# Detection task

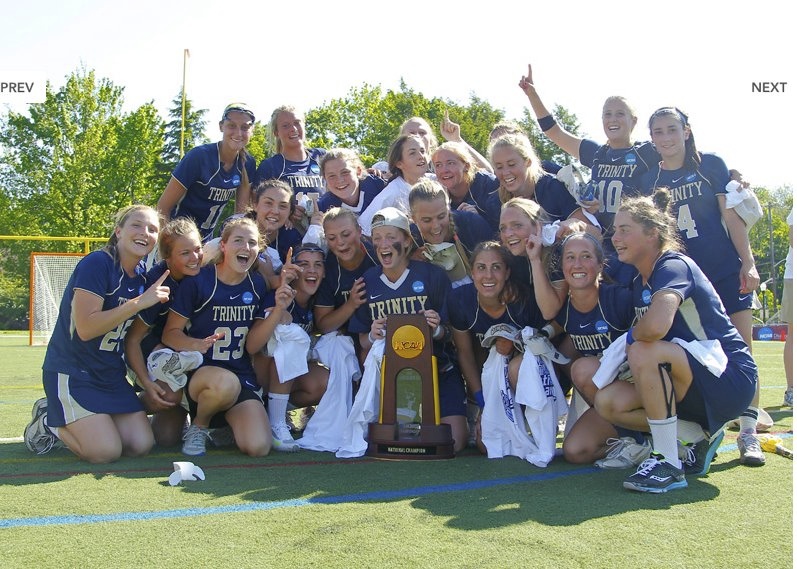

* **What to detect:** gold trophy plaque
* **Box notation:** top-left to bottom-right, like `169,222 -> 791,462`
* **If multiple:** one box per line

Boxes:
367,314 -> 455,459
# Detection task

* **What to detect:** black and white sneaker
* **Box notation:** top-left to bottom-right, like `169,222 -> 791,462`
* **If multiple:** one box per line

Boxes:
24,398 -> 64,455
623,454 -> 688,493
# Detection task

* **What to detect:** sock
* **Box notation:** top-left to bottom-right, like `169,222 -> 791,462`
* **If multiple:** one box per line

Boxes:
268,393 -> 290,428
676,419 -> 707,445
648,416 -> 681,468
739,406 -> 758,434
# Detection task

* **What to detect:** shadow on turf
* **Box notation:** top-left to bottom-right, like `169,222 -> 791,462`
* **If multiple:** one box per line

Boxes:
1,440 -> 738,530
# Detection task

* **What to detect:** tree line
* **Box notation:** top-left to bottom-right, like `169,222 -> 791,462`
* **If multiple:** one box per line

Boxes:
0,68 -> 791,329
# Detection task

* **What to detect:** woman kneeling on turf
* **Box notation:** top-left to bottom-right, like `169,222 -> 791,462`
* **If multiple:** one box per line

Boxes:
595,190 -> 757,493
25,205 -> 169,463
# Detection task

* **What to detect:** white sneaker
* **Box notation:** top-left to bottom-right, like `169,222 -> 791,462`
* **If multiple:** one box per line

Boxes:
271,423 -> 299,452
182,424 -> 211,456
147,349 -> 204,391
595,437 -> 652,469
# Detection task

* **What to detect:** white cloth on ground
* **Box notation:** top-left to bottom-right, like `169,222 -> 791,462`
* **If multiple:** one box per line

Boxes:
297,333 -> 359,452
335,339 -> 385,458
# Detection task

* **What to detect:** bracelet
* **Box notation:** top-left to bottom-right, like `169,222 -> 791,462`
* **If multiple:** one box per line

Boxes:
433,324 -> 445,340
537,115 -> 557,132
626,327 -> 635,345
368,330 -> 378,344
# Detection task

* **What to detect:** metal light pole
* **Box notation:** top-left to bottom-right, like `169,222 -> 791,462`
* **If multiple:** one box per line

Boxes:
180,49 -> 190,159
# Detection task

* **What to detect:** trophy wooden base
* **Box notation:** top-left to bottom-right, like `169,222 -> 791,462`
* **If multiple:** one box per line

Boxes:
367,422 -> 455,460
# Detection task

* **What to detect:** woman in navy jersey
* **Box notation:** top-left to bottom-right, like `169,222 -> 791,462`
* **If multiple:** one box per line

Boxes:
640,107 -> 763,466
162,217 -> 272,457
247,244 -> 329,452
431,142 -> 501,231
487,132 -> 580,223
408,178 -> 493,289
158,103 -> 257,241
255,105 -> 326,227
317,148 -> 386,216
314,208 -> 377,335
596,191 -> 756,493
24,205 -> 169,463
519,65 -> 659,285
448,242 -> 545,426
532,232 -> 639,467
349,207 -> 468,451
124,218 -> 203,447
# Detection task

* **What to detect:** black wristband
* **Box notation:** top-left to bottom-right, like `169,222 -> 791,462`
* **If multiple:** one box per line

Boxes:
537,115 -> 557,132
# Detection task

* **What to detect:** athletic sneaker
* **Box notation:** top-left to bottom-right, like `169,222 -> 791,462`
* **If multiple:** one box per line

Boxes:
738,432 -> 766,466
623,454 -> 688,493
147,349 -> 204,391
594,437 -> 652,469
210,426 -> 236,448
24,398 -> 64,455
288,407 -> 315,434
271,423 -> 299,452
784,388 -> 793,408
681,429 -> 724,476
182,424 -> 211,456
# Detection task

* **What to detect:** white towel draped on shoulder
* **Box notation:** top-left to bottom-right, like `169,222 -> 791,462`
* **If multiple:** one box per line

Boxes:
335,339 -> 385,458
297,333 -> 360,452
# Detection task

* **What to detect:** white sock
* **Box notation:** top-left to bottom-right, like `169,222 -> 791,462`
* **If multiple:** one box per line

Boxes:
739,406 -> 758,434
648,416 -> 681,468
676,419 -> 706,445
268,393 -> 290,428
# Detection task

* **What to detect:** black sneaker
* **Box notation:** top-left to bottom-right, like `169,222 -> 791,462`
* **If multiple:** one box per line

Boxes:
681,429 -> 724,476
623,454 -> 688,493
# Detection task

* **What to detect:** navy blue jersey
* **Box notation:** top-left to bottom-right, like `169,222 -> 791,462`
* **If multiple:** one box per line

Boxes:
631,252 -> 751,364
449,171 -> 501,231
255,148 -> 327,196
533,173 -> 579,222
349,260 -> 454,367
579,139 -> 660,232
317,175 -> 386,215
555,284 -> 634,356
448,282 -> 545,345
641,153 -> 739,282
270,226 -> 303,263
316,242 -> 378,309
171,142 -> 257,240
43,250 -> 147,378
170,265 -> 269,377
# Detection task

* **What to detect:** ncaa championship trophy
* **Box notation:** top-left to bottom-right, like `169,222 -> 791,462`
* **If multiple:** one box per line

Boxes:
367,314 -> 455,459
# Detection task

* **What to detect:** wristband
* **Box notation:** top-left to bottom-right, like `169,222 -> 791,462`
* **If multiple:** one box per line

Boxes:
368,330 -> 379,344
537,115 -> 557,132
539,324 -> 555,338
626,327 -> 635,345
432,324 -> 445,340
473,390 -> 485,409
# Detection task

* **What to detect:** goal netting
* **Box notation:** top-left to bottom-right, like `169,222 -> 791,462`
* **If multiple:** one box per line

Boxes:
29,253 -> 84,346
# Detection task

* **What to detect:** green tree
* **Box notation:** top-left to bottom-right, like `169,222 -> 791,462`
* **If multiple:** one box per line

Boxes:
159,92 -> 209,184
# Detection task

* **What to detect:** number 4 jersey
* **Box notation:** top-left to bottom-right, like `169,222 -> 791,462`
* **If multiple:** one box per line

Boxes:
170,264 -> 269,377
43,250 -> 147,379
641,153 -> 740,283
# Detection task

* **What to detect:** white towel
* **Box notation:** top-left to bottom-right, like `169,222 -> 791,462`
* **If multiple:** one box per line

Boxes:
724,180 -> 763,229
671,338 -> 728,377
515,327 -> 568,467
266,323 -> 311,382
335,340 -> 385,458
479,347 -> 538,461
592,333 -> 628,389
297,333 -> 359,452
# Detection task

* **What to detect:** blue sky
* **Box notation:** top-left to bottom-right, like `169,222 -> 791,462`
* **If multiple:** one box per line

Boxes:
1,0 -> 794,190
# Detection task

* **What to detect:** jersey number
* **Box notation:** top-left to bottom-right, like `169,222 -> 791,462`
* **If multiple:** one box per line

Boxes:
200,204 -> 226,232
99,320 -> 134,352
211,326 -> 248,361
676,204 -> 699,238
595,180 -> 623,213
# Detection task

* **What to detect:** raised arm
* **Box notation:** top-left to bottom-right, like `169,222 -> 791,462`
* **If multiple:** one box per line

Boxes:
440,111 -> 493,173
518,64 -> 583,159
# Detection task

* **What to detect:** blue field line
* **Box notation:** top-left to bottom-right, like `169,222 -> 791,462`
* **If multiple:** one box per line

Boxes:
0,467 -> 596,529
